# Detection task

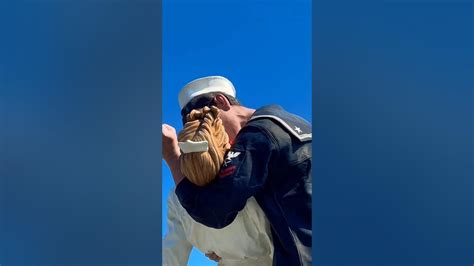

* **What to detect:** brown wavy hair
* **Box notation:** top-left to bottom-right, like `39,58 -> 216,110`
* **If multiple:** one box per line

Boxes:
178,106 -> 231,186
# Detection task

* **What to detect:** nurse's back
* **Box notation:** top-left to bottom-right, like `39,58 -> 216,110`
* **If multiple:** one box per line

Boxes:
163,191 -> 273,266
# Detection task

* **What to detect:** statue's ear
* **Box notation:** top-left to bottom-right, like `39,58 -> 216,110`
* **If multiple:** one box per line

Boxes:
213,94 -> 231,111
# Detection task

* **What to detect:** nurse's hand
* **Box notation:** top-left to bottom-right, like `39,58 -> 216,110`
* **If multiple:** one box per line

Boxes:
162,124 -> 184,184
162,124 -> 180,162
205,251 -> 222,262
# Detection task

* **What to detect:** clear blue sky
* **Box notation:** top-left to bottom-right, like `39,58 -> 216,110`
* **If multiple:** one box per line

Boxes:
162,0 -> 311,265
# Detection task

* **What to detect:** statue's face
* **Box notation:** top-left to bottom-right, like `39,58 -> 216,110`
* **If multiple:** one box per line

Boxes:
216,108 -> 239,141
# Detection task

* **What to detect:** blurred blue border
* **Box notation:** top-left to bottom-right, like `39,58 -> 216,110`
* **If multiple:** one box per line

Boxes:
0,1 -> 162,265
313,0 -> 473,265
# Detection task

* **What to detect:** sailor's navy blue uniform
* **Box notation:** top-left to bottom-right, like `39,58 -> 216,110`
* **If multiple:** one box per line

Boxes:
176,105 -> 312,266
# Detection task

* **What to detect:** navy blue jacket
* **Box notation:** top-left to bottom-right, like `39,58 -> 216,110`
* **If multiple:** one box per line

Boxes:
176,105 -> 312,266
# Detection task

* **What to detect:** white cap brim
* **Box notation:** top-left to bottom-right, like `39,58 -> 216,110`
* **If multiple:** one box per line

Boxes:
178,76 -> 236,109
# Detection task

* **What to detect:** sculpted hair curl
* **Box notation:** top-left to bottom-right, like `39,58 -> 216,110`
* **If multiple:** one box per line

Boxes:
178,106 -> 231,186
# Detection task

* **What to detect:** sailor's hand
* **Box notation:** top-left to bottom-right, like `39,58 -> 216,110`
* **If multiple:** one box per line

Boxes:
205,251 -> 222,263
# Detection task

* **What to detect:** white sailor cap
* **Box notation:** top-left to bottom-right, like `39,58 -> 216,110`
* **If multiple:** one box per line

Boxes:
178,76 -> 236,109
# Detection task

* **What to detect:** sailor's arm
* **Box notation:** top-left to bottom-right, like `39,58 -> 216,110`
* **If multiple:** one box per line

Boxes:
175,126 -> 278,228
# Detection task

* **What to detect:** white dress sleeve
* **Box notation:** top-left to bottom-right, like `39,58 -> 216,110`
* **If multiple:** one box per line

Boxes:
162,193 -> 193,266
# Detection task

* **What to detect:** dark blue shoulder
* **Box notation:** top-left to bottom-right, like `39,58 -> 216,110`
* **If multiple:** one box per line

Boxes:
247,105 -> 312,142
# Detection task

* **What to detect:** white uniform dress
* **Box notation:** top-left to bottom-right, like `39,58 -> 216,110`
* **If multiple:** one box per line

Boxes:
163,189 -> 273,266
